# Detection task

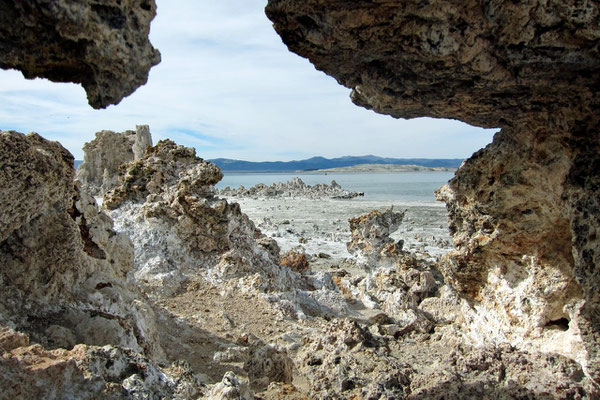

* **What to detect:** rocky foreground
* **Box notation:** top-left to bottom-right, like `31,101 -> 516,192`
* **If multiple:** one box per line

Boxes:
0,128 -> 597,399
1,0 -> 599,398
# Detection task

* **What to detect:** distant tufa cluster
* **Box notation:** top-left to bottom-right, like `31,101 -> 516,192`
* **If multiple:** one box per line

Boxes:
218,177 -> 364,199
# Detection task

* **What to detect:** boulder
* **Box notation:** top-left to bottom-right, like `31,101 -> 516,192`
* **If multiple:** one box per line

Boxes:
346,207 -> 405,261
280,251 -> 310,274
0,131 -> 212,398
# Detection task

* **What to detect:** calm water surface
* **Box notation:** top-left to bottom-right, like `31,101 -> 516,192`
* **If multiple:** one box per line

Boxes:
216,171 -> 455,204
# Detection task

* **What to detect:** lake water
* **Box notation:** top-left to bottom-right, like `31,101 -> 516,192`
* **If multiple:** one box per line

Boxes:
216,171 -> 455,204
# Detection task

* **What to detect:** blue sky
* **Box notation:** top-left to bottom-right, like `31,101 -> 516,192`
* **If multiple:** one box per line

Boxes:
0,0 -> 496,161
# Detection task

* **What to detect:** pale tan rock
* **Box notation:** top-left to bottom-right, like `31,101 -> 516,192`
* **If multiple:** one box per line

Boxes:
77,125 -> 153,196
0,130 -> 163,361
0,1 -> 160,108
208,371 -> 254,400
266,0 -> 600,383
346,207 -> 405,266
104,139 -> 298,297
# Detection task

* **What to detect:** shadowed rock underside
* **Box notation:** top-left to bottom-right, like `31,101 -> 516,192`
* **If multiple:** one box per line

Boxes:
0,0 -> 160,108
266,0 -> 600,384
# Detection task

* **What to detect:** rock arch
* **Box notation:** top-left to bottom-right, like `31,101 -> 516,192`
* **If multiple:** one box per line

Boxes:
265,0 -> 600,381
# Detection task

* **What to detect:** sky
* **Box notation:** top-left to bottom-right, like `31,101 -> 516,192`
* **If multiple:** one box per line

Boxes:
0,0 -> 497,161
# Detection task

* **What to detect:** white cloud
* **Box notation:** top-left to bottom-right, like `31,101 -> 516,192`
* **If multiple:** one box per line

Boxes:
0,0 -> 496,160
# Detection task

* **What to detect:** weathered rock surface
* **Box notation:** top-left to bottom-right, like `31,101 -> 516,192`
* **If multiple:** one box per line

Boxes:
280,251 -> 310,274
77,125 -> 153,196
0,131 -> 203,398
0,131 -> 161,358
347,207 -> 405,263
218,177 -> 363,199
265,0 -> 600,128
294,317 -> 594,399
3,129 -> 598,398
266,0 -> 600,385
102,139 -> 352,329
0,0 -> 160,108
103,139 -> 299,297
0,327 -> 200,399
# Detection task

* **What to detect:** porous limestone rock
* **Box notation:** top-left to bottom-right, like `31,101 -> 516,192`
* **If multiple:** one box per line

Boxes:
0,0 -> 160,108
266,0 -> 600,383
0,130 -> 162,361
77,125 -> 153,196
208,371 -> 253,400
346,207 -> 405,264
280,251 -> 310,274
294,318 -> 594,399
434,121 -> 593,370
0,328 -> 199,399
103,139 -> 296,296
103,139 -> 351,326
265,0 -> 600,127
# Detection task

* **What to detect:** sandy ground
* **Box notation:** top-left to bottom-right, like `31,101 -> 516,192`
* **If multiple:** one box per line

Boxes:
223,197 -> 453,262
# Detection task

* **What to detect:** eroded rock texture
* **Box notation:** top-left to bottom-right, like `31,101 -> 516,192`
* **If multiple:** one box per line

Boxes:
103,139 -> 297,297
347,207 -> 405,263
0,0 -> 160,108
266,0 -> 600,384
77,125 -> 153,196
266,0 -> 599,127
0,131 -> 202,398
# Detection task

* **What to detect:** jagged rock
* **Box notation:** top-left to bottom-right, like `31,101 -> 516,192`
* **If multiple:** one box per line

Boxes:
218,177 -> 362,199
266,0 -> 600,383
208,371 -> 254,400
295,318 -> 412,398
77,125 -> 153,196
104,139 -> 222,210
0,130 -> 163,361
408,344 -> 594,400
103,139 -> 297,296
435,120 -> 599,379
103,139 -> 352,327
0,0 -> 160,108
346,207 -> 405,264
0,329 -> 199,399
293,318 -> 597,399
265,1 -> 599,127
280,251 -> 310,274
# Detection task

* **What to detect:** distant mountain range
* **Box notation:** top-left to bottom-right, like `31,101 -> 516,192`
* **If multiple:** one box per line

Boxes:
208,155 -> 463,173
74,156 -> 463,173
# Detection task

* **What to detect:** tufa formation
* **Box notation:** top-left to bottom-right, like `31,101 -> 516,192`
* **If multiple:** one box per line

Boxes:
0,0 -> 160,108
266,0 -> 600,382
77,125 -> 153,196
